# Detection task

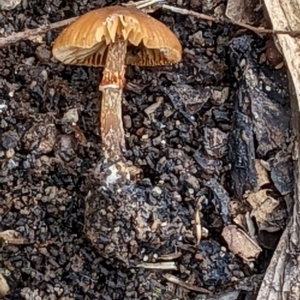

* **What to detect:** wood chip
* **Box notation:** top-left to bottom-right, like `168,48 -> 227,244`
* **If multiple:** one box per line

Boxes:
222,225 -> 262,263
255,159 -> 270,188
247,189 -> 279,230
0,230 -> 28,245
0,273 -> 10,298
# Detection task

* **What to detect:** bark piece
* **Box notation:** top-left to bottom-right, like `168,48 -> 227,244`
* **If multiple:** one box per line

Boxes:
257,0 -> 300,298
206,178 -> 231,225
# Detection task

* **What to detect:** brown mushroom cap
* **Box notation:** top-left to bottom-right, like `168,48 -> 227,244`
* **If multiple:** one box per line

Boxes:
52,6 -> 182,67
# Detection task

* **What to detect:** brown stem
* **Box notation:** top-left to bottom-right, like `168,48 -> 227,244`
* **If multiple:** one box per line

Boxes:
99,39 -> 127,162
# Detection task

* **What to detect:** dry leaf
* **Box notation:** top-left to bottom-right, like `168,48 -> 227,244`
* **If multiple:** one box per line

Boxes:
246,189 -> 279,229
222,225 -> 262,263
225,0 -> 260,24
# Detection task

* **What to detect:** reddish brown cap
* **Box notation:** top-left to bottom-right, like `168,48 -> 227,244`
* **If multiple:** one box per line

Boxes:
52,6 -> 182,67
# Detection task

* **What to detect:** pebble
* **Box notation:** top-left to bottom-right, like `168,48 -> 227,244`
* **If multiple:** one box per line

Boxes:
0,0 -> 21,10
123,115 -> 132,128
5,148 -> 14,159
63,108 -> 79,124
152,186 -> 162,196
35,45 -> 51,63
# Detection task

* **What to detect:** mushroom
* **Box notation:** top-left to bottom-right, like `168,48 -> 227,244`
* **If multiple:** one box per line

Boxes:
52,5 -> 182,182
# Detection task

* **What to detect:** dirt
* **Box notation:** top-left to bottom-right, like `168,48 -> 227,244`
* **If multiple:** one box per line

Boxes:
0,0 -> 294,299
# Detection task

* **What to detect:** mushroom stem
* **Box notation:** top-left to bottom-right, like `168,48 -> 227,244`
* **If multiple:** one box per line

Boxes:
99,39 -> 127,163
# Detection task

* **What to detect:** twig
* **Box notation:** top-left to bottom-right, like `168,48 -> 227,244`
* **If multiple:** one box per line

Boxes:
0,17 -> 78,48
163,273 -> 211,294
160,4 -> 300,36
136,261 -> 178,270
0,1 -> 299,48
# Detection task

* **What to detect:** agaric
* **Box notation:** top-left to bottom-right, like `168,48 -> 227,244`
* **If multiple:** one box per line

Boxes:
52,5 -> 182,182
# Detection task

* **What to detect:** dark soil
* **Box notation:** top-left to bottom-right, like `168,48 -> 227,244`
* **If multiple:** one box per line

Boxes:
0,0 -> 294,299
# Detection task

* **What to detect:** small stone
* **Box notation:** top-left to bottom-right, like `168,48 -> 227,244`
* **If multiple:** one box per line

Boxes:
189,31 -> 205,47
152,186 -> 162,196
172,191 -> 182,202
143,255 -> 149,262
0,0 -> 21,10
211,87 -> 229,105
5,148 -> 14,159
123,115 -> 132,128
63,108 -> 79,124
23,57 -> 36,65
35,45 -> 51,62
265,85 -> 271,92
190,0 -> 201,8
7,159 -> 18,170
0,104 -> 7,113
188,188 -> 194,195
184,174 -> 200,190
40,70 -> 48,81
152,135 -> 162,146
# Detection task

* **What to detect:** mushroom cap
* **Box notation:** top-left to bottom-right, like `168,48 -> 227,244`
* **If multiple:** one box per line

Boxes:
52,6 -> 182,67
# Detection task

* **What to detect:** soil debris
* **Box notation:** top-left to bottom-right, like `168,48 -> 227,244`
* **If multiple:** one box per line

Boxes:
0,1 -> 294,299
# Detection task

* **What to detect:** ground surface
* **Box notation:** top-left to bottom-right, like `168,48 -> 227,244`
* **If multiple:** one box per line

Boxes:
0,0 -> 294,299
